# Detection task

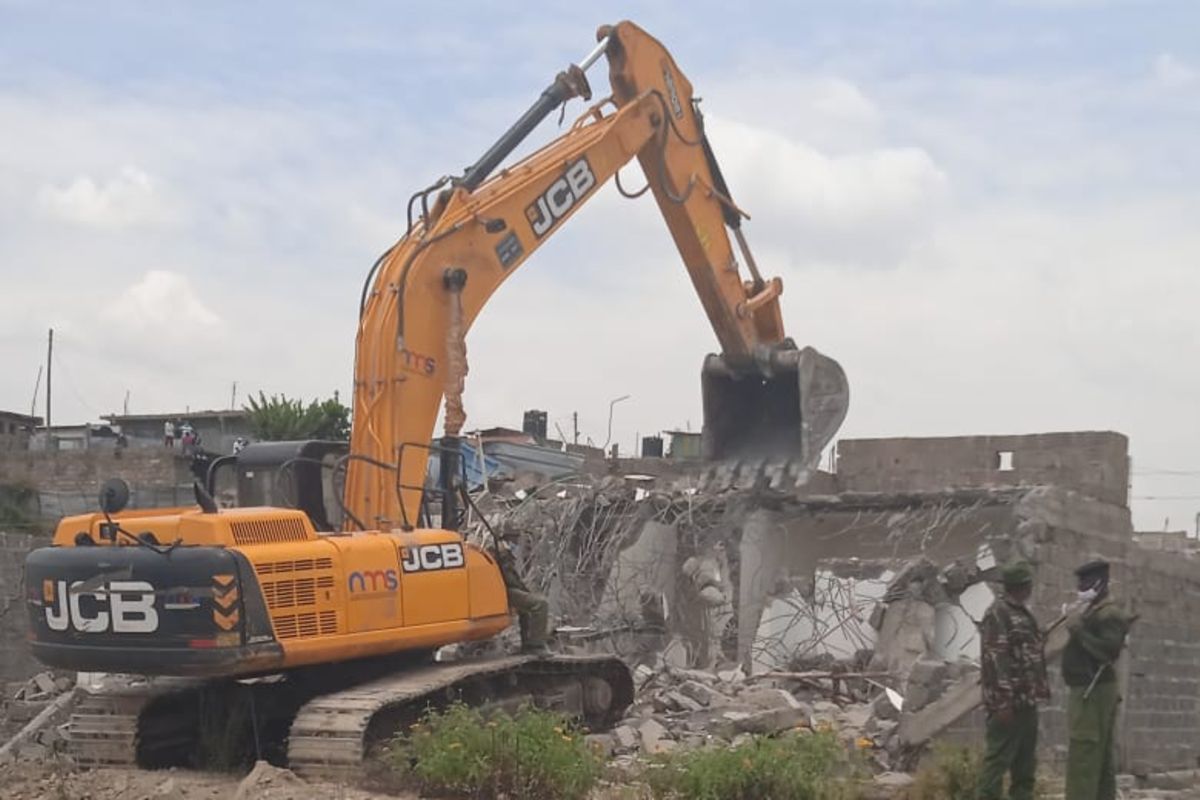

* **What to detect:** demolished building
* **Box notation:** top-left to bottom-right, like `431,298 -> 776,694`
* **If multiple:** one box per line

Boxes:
475,431 -> 1199,775
3,429 -> 1199,777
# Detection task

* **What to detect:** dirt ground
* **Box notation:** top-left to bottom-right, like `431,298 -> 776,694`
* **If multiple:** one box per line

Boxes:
0,759 -> 419,800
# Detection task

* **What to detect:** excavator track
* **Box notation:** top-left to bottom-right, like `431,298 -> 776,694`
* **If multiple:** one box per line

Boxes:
67,678 -> 206,768
287,653 -> 633,781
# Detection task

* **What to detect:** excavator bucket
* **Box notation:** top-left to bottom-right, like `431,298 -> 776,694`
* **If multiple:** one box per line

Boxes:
701,346 -> 849,469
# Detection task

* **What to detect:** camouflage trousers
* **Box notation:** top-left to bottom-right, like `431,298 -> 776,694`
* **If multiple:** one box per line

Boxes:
978,706 -> 1039,800
508,588 -> 549,650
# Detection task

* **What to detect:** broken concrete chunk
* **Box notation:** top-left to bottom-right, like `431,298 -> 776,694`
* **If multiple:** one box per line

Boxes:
33,673 -> 57,696
663,690 -> 704,713
837,705 -> 872,732
638,718 -> 674,754
872,691 -> 900,721
612,725 -> 639,752
677,680 -> 730,708
735,687 -> 804,712
903,657 -> 951,713
716,667 -> 745,684
718,705 -> 808,737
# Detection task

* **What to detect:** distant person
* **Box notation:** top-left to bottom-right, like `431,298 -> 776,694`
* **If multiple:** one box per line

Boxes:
232,436 -> 249,455
181,428 -> 196,456
977,561 -> 1048,800
163,419 -> 175,448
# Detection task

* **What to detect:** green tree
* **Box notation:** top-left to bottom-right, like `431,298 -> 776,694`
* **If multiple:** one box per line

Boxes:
244,391 -> 351,441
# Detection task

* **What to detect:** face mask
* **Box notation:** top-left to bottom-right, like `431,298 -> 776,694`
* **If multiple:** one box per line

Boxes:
1077,587 -> 1098,604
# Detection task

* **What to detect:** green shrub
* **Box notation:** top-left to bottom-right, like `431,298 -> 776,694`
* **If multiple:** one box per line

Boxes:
643,730 -> 861,800
388,704 -> 603,800
905,743 -> 982,800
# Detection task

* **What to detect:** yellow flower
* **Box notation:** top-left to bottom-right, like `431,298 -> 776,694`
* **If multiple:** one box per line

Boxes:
553,726 -> 564,734
448,742 -> 461,749
562,735 -> 573,742
855,737 -> 873,750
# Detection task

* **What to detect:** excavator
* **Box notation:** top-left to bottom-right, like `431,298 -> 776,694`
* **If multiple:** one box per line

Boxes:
23,21 -> 848,777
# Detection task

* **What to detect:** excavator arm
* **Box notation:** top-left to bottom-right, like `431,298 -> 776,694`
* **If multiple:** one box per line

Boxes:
347,21 -> 848,531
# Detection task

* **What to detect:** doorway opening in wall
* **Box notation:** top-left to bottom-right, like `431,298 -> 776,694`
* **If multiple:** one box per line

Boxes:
996,451 -> 1014,471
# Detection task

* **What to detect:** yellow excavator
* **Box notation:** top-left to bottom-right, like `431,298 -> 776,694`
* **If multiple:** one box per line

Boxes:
23,21 -> 848,776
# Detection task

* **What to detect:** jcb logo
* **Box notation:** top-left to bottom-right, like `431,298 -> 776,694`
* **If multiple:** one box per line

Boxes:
525,158 -> 596,238
401,543 -> 465,573
43,579 -> 159,634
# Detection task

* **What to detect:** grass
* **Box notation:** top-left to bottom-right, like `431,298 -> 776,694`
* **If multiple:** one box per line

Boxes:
641,730 -> 863,800
385,704 -> 604,800
904,743 -> 982,800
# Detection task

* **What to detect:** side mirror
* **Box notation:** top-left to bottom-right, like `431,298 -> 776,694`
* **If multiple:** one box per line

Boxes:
99,477 -> 131,514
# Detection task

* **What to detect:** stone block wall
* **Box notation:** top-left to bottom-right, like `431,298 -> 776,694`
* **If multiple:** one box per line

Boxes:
0,531 -> 47,684
836,432 -> 1130,507
0,448 -> 190,492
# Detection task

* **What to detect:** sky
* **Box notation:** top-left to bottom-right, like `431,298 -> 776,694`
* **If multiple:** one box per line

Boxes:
1,1 -> 1197,531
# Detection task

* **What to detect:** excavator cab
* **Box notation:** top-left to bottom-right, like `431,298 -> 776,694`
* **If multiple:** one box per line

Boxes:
206,440 -> 349,531
701,344 -> 849,469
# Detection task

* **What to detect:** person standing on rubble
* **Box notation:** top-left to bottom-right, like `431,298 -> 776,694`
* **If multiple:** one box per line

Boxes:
493,536 -> 550,655
1062,558 -> 1132,800
977,561 -> 1049,800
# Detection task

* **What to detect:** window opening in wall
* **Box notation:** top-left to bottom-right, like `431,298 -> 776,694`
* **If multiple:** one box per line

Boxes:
997,451 -> 1014,471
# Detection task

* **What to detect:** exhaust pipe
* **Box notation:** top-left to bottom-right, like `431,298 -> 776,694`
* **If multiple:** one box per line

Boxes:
701,345 -> 848,469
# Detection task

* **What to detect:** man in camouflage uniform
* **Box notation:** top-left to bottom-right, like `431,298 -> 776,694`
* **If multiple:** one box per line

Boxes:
1062,558 -> 1131,800
493,538 -> 550,655
978,561 -> 1049,800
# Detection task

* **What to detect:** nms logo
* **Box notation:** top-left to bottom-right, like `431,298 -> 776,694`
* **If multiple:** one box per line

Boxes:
347,569 -> 398,595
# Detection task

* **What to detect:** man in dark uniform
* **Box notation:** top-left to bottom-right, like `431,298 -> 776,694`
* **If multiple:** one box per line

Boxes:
977,561 -> 1050,800
1062,558 -> 1131,800
493,538 -> 550,655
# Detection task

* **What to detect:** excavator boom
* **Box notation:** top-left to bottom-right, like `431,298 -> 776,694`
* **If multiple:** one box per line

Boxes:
348,21 -> 849,529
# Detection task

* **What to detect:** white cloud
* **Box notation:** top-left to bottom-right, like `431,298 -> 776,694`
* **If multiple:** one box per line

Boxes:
101,270 -> 222,330
35,166 -> 175,230
1153,52 -> 1197,89
1,9 -> 1198,534
707,114 -> 949,266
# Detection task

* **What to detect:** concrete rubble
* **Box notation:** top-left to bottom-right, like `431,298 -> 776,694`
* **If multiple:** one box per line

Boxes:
0,671 -> 75,764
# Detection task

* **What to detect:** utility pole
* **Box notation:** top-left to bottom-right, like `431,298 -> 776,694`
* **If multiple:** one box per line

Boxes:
231,381 -> 238,409
123,390 -> 130,415
45,328 -> 53,436
572,411 -> 579,445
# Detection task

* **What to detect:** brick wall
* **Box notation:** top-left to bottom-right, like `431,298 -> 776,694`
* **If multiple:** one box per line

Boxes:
836,432 -> 1130,507
0,448 -> 191,492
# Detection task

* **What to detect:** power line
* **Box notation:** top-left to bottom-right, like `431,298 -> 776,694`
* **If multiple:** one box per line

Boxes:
1131,495 -> 1200,501
52,350 -> 102,419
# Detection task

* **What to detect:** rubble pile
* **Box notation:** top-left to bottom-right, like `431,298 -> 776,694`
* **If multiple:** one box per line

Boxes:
0,672 -> 75,763
463,472 -> 1009,774
595,663 -> 905,771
